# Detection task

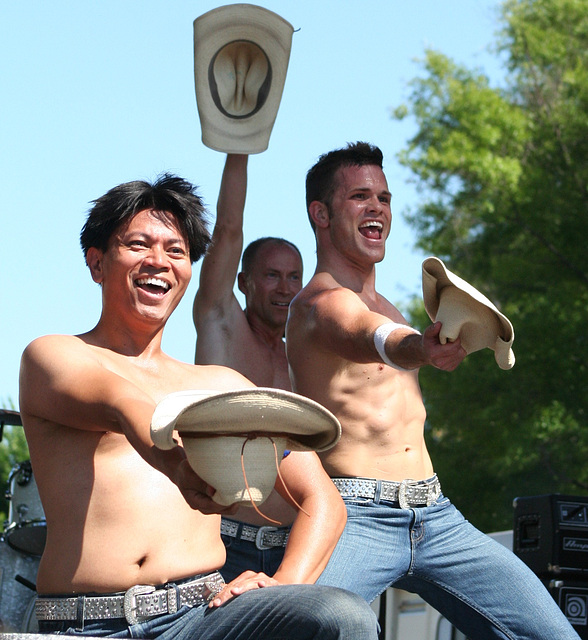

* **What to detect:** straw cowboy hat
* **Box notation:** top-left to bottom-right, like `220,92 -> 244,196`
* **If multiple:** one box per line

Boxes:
422,257 -> 515,370
193,4 -> 294,154
151,388 -> 341,506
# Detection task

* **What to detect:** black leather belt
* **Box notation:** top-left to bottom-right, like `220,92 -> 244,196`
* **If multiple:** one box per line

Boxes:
35,571 -> 225,625
221,518 -> 291,550
331,475 -> 441,508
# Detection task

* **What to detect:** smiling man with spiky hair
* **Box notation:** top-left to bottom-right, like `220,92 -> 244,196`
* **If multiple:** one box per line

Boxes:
18,173 -> 378,640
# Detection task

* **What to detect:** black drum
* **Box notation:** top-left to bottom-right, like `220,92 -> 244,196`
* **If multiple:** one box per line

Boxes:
4,461 -> 46,557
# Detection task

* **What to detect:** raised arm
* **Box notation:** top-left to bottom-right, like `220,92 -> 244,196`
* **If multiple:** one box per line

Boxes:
193,154 -> 248,324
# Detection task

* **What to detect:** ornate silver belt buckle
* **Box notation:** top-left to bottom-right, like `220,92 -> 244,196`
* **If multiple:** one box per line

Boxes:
204,576 -> 225,603
123,584 -> 155,625
255,525 -> 278,550
398,479 -> 411,509
427,479 -> 441,505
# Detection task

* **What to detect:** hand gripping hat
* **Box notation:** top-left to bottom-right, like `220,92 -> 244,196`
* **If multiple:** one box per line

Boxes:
422,257 -> 515,370
193,4 -> 294,154
151,388 -> 341,506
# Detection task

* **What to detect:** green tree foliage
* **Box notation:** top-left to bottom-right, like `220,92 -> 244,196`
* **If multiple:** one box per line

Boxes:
0,411 -> 30,526
394,0 -> 588,531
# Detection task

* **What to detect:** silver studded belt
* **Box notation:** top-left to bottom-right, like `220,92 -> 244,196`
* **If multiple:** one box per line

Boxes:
35,571 -> 225,625
221,518 -> 291,550
331,475 -> 441,509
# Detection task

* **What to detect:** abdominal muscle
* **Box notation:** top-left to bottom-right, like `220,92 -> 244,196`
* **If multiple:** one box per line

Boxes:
314,364 -> 434,482
321,435 -> 434,482
34,431 -> 225,595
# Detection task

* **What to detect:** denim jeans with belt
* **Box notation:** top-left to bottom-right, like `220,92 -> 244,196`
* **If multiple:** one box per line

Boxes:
221,530 -> 288,582
38,583 -> 379,639
316,491 -> 580,640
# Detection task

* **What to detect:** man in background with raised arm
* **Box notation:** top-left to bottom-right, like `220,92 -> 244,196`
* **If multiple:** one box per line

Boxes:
193,153 -> 346,583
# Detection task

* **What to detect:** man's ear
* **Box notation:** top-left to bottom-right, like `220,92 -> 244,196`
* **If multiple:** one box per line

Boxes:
237,271 -> 248,296
86,247 -> 104,284
309,201 -> 329,229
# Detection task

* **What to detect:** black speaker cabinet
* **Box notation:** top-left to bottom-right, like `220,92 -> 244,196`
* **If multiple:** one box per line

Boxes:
544,579 -> 588,639
513,494 -> 588,577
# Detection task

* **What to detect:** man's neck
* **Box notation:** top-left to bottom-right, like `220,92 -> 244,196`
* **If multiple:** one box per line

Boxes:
84,315 -> 166,359
244,312 -> 287,350
315,250 -> 378,297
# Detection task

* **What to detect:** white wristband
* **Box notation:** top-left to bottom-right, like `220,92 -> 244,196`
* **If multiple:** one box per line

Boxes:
373,322 -> 421,371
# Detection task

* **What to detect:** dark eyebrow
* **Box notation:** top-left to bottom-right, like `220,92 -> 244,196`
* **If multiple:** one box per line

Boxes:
349,187 -> 392,199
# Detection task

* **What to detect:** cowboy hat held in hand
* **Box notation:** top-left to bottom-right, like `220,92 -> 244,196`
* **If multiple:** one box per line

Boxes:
422,257 -> 515,370
193,4 -> 294,154
150,388 -> 341,506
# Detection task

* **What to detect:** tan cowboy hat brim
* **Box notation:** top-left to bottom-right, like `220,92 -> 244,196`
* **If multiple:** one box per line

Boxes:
422,257 -> 515,370
151,387 -> 341,452
151,388 -> 341,506
193,4 -> 294,154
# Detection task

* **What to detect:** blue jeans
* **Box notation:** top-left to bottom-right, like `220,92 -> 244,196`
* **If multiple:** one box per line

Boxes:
38,584 -> 379,639
221,534 -> 286,582
316,491 -> 580,640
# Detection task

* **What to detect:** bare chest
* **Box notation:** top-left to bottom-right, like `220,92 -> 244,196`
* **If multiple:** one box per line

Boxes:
232,338 -> 291,390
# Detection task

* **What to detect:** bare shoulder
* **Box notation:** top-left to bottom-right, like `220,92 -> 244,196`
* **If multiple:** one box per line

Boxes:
19,334 -> 109,424
295,276 -> 406,324
293,273 -> 343,306
21,334 -> 95,369
291,276 -> 367,321
25,333 -> 86,350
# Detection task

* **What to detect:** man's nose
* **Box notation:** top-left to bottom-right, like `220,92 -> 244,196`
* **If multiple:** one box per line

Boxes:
367,194 -> 384,213
276,275 -> 294,294
144,245 -> 168,267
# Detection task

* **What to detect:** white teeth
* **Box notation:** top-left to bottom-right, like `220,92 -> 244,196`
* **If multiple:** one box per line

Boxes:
359,221 -> 383,229
136,277 -> 170,291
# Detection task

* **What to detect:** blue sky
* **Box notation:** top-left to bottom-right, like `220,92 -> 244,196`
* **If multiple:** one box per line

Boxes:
1,0 -> 505,407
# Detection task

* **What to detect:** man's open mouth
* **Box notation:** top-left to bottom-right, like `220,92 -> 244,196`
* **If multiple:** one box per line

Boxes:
136,277 -> 171,294
359,220 -> 383,240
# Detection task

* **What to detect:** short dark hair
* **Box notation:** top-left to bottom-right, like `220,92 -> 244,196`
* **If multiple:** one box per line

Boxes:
241,237 -> 303,275
305,142 -> 384,230
80,173 -> 210,263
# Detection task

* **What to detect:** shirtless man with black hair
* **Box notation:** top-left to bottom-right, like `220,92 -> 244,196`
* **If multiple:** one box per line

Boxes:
19,172 -> 377,639
286,141 -> 580,640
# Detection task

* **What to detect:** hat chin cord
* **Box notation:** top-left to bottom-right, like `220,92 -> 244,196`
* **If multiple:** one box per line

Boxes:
240,435 -> 310,524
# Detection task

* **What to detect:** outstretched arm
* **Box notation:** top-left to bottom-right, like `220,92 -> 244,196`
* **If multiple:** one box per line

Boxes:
289,286 -> 466,372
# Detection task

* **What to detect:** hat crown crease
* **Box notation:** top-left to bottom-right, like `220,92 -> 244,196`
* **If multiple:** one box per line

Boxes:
214,41 -> 269,117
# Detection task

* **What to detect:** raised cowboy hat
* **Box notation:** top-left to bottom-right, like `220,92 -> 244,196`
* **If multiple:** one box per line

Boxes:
151,388 -> 341,506
422,257 -> 515,370
193,4 -> 294,154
